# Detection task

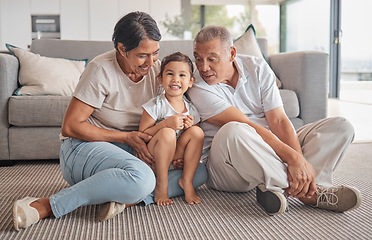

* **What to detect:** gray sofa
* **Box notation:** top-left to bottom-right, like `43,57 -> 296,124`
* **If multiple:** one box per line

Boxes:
0,38 -> 328,165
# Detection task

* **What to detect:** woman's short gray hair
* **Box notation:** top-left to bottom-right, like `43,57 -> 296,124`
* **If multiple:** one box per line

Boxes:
194,26 -> 233,48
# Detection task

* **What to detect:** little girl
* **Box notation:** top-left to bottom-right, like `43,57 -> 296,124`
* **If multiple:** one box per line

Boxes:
139,52 -> 204,206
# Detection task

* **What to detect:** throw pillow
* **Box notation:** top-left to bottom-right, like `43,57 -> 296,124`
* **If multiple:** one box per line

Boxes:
234,24 -> 282,88
6,44 -> 86,96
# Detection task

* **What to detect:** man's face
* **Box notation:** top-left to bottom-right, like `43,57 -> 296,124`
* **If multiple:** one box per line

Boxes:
193,38 -> 234,85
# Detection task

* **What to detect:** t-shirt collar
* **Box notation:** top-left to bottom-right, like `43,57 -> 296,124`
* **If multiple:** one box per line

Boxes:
234,55 -> 247,84
220,56 -> 246,90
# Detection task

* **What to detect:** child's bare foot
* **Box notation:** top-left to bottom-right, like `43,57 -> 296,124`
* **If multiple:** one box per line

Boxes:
154,184 -> 173,206
178,178 -> 201,205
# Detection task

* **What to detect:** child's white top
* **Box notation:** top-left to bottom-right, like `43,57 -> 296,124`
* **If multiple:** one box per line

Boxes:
142,94 -> 201,138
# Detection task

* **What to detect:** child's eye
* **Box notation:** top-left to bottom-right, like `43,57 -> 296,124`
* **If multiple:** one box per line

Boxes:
180,74 -> 186,77
167,72 -> 173,76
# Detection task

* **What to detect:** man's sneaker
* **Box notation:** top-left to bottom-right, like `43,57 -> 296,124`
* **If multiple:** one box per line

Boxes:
256,184 -> 287,215
314,185 -> 362,212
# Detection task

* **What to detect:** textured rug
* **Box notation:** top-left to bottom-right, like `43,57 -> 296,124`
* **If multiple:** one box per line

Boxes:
0,143 -> 371,240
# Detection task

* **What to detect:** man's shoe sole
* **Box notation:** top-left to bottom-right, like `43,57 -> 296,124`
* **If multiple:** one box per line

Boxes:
256,186 -> 287,215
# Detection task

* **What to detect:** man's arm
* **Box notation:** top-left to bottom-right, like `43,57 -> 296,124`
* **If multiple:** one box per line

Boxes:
207,106 -> 297,161
265,107 -> 317,198
265,106 -> 302,154
207,106 -> 317,199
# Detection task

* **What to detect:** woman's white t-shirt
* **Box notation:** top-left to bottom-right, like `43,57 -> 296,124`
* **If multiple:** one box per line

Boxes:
73,50 -> 162,132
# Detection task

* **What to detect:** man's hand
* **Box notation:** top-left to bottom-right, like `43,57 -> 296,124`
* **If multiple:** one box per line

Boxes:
125,131 -> 154,166
285,156 -> 317,199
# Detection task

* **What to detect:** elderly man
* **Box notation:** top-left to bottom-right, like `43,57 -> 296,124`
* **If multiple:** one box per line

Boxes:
187,25 -> 361,215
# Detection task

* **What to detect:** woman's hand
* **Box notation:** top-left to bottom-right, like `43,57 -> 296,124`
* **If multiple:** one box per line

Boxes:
285,155 -> 317,199
125,131 -> 154,166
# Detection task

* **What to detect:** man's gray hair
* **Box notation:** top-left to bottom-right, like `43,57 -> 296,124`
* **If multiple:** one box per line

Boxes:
194,25 -> 233,48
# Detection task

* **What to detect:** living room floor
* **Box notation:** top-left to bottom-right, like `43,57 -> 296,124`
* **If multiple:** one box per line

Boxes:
327,81 -> 372,143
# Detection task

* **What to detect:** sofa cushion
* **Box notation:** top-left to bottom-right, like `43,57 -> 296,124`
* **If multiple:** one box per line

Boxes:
30,39 -> 114,63
9,127 -> 61,160
159,40 -> 194,61
8,96 -> 71,127
6,44 -> 86,96
290,118 -> 304,130
234,24 -> 282,88
279,89 -> 299,118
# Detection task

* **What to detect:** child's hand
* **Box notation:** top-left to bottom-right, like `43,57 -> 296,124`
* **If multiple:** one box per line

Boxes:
164,114 -> 187,130
183,115 -> 194,129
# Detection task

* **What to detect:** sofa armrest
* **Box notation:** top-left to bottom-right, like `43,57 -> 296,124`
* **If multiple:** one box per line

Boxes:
269,51 -> 329,125
0,53 -> 19,160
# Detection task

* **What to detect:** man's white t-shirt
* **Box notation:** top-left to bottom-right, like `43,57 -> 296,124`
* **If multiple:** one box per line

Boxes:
187,54 -> 283,162
73,50 -> 162,132
142,94 -> 201,138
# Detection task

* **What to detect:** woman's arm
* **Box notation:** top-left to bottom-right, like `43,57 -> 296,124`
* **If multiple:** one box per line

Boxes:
61,97 -> 154,164
61,97 -> 128,142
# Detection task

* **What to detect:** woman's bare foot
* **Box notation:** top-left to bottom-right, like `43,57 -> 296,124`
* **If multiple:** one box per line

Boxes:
178,178 -> 201,205
154,184 -> 173,206
30,197 -> 53,219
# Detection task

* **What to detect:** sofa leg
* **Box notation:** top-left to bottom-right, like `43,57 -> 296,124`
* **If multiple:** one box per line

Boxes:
0,160 -> 15,167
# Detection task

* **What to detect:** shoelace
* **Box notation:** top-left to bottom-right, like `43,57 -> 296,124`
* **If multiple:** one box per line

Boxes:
316,187 -> 339,206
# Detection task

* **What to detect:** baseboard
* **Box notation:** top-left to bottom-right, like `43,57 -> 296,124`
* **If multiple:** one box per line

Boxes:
0,160 -> 15,167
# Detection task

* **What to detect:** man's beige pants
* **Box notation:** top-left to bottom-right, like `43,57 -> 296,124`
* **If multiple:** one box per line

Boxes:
206,117 -> 355,193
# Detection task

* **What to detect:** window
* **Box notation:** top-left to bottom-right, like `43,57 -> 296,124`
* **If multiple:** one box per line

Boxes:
161,4 -> 280,55
284,0 -> 330,54
340,0 -> 372,104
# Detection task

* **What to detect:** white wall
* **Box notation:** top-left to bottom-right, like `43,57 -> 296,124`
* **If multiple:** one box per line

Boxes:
30,0 -> 59,14
89,0 -> 119,41
118,0 -> 150,14
150,0 -> 181,39
60,0 -> 90,40
0,0 -> 181,50
0,0 -> 31,50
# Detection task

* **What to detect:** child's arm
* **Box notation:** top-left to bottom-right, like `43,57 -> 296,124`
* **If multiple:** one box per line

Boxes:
139,110 -> 186,136
139,110 -> 158,136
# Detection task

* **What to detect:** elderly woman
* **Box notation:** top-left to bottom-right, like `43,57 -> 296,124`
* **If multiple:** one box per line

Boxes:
12,11 -> 207,231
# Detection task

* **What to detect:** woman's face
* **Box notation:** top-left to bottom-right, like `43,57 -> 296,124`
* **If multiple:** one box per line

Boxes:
118,38 -> 160,78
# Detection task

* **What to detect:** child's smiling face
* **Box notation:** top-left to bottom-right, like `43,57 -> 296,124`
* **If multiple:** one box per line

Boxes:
159,61 -> 194,98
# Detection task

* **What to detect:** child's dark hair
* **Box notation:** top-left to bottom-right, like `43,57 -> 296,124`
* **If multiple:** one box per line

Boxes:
160,52 -> 194,78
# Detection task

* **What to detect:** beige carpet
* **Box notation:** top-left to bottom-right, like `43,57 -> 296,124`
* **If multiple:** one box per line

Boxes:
1,143 -> 371,240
